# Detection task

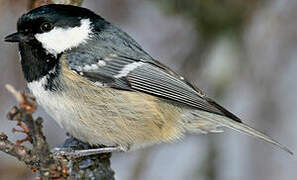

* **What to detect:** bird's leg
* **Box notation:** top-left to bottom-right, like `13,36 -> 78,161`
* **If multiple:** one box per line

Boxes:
53,147 -> 122,158
51,137 -> 122,158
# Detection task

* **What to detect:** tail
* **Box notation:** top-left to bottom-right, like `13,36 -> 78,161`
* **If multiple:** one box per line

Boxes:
195,111 -> 293,155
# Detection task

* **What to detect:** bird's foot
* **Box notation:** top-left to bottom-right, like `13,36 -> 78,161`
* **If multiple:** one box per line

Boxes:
51,137 -> 121,158
52,146 -> 121,158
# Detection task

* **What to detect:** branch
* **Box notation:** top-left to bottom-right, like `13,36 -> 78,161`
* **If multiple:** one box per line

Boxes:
1,1 -> 115,179
29,0 -> 84,9
1,85 -> 115,179
2,85 -> 69,179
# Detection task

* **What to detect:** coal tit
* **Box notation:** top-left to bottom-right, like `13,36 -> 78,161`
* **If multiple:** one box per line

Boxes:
4,4 -> 292,156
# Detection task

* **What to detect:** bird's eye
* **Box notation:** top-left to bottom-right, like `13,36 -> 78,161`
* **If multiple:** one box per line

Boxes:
40,22 -> 53,32
24,29 -> 30,33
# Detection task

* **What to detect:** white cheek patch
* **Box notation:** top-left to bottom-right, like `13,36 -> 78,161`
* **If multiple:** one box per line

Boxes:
35,19 -> 92,56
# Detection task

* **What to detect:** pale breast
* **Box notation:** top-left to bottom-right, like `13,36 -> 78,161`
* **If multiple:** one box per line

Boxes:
61,66 -> 187,148
27,63 -> 188,150
27,75 -> 80,128
27,74 -> 113,146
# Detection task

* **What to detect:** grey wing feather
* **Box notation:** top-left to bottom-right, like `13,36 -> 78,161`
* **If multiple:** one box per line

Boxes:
66,52 -> 134,90
65,54 -> 293,155
127,63 -> 224,115
129,60 -> 292,154
66,53 -> 239,120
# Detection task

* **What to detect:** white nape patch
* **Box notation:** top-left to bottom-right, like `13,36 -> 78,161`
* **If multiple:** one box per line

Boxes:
114,62 -> 144,78
35,19 -> 92,56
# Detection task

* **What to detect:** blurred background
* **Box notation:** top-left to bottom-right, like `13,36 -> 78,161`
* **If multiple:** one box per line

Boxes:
0,0 -> 296,179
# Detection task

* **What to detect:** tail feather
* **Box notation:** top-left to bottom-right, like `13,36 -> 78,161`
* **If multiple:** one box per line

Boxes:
195,111 -> 293,155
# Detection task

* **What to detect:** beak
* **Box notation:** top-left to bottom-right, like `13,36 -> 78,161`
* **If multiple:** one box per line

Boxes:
5,32 -> 21,43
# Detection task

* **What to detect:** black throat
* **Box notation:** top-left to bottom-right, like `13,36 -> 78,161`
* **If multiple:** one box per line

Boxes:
19,42 -> 60,83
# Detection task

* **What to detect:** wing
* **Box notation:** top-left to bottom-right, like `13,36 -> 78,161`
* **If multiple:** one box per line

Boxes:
65,53 -> 241,122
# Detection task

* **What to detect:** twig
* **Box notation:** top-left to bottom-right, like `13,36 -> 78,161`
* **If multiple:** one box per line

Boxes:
5,84 -> 23,103
0,132 -> 32,167
29,0 -> 84,9
2,1 -> 115,179
2,85 -> 69,179
1,85 -> 115,179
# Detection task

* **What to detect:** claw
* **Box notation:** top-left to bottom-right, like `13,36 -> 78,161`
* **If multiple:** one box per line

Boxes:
52,138 -> 121,158
51,146 -> 121,158
51,147 -> 80,159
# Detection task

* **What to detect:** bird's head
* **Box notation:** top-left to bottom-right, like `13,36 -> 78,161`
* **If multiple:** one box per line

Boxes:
4,4 -> 109,82
5,4 -> 104,57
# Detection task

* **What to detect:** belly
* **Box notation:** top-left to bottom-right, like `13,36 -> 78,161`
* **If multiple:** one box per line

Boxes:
27,77 -> 95,145
27,74 -> 186,150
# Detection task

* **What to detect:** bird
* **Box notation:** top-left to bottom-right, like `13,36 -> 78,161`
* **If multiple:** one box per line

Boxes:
4,4 -> 292,156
